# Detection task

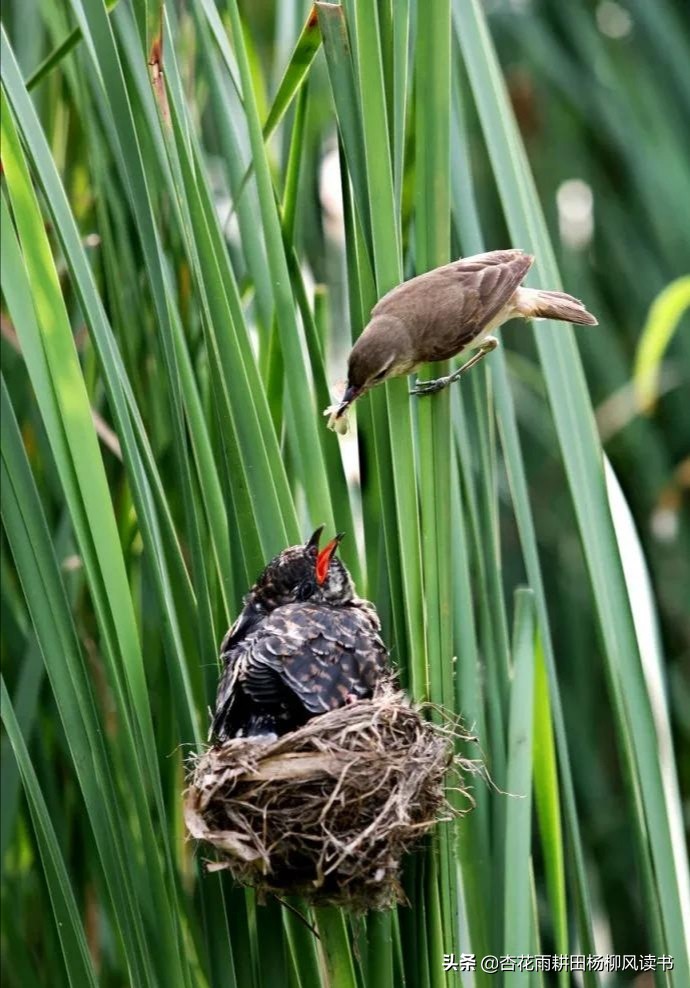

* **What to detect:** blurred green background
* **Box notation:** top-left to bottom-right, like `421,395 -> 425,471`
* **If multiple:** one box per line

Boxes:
1,1 -> 688,985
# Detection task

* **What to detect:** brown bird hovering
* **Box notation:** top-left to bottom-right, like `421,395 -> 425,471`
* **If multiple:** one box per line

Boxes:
211,527 -> 388,742
325,249 -> 597,432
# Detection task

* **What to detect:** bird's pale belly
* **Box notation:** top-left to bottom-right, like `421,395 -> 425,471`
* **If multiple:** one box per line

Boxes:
466,297 -> 517,349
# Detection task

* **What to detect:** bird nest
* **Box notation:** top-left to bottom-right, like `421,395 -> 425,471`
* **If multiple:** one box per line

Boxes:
184,682 -> 478,911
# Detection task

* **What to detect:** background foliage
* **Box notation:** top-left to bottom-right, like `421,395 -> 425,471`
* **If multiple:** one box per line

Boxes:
1,1 -> 688,986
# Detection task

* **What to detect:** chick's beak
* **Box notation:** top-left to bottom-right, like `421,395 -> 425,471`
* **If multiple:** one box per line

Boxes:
315,532 -> 345,584
306,524 -> 325,550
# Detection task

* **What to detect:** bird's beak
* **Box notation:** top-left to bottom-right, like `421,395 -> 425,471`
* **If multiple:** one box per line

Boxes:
306,524 -> 325,550
333,383 -> 361,419
315,532 -> 345,584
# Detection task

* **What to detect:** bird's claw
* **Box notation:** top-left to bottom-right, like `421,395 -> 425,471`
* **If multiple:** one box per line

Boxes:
410,378 -> 451,396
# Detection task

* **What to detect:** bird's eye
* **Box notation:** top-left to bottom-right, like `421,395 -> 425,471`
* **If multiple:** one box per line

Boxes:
297,580 -> 315,601
372,367 -> 389,382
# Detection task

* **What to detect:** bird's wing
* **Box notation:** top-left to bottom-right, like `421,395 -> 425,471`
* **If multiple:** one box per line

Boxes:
211,645 -> 245,738
237,603 -> 389,716
371,250 -> 534,356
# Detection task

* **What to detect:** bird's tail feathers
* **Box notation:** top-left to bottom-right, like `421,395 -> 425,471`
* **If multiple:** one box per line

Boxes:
514,287 -> 598,326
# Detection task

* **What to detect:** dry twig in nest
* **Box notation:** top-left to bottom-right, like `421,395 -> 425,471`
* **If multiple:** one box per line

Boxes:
184,683 -> 479,911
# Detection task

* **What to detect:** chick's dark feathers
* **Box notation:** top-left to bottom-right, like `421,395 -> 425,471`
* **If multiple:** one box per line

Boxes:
211,533 -> 389,741
213,602 -> 387,738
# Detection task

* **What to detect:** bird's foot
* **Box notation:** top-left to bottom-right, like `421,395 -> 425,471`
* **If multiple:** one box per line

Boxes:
410,338 -> 500,397
345,693 -> 359,705
410,373 -> 459,396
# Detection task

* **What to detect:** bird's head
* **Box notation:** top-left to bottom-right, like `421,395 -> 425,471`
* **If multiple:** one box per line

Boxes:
327,316 -> 416,429
263,525 -> 353,606
221,527 -> 353,653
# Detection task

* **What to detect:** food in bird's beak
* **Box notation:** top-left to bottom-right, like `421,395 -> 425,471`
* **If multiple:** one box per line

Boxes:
324,383 -> 359,433
323,400 -> 351,434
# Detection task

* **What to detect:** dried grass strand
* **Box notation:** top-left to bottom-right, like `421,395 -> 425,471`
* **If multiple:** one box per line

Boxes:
184,683 -> 479,911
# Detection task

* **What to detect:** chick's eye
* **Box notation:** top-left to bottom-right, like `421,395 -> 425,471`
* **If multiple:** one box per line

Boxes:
297,580 -> 315,601
372,367 -> 389,382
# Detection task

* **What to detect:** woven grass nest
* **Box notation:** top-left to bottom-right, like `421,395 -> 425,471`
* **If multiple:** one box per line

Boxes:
184,681 -> 478,911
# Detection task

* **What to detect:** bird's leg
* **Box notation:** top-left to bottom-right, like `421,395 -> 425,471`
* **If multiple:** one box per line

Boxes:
410,337 -> 499,396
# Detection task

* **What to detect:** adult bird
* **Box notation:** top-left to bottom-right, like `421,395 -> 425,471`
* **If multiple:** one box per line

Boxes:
325,249 -> 597,431
211,527 -> 388,741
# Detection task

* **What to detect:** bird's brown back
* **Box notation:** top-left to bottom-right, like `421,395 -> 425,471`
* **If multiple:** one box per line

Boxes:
371,250 -> 533,361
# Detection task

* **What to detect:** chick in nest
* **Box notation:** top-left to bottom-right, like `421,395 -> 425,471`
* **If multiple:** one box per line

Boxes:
212,527 -> 389,741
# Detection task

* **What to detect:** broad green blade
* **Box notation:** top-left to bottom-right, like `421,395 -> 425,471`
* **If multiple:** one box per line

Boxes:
504,590 -> 536,964
633,276 -> 690,412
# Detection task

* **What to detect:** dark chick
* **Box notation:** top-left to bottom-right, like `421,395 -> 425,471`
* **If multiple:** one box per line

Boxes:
211,527 -> 388,741
325,249 -> 597,431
